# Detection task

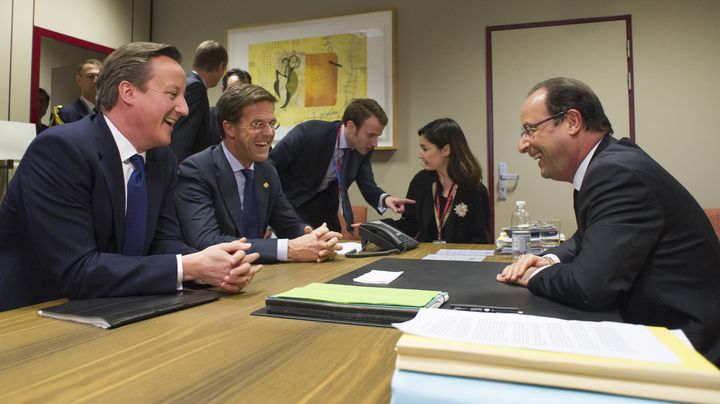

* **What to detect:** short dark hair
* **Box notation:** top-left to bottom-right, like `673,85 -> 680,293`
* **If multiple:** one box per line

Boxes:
77,58 -> 102,75
192,40 -> 228,71
38,88 -> 50,104
216,84 -> 276,138
95,42 -> 182,112
530,77 -> 614,136
342,98 -> 388,128
222,68 -> 252,91
418,118 -> 482,188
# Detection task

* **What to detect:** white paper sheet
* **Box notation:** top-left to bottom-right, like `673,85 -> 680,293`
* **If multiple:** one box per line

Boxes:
422,254 -> 486,262
436,249 -> 496,256
393,308 -> 681,364
422,249 -> 495,262
353,270 -> 404,285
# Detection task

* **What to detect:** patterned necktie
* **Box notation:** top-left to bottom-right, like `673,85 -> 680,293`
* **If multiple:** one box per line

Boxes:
339,149 -> 354,232
122,154 -> 147,255
241,169 -> 261,239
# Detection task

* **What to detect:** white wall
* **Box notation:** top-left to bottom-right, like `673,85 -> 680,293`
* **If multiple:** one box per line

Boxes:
152,0 -> 720,231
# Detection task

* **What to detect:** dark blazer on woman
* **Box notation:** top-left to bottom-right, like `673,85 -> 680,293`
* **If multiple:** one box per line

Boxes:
386,170 -> 490,243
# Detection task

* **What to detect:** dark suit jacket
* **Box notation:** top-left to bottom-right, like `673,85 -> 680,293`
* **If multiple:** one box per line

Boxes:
207,106 -> 222,145
0,114 -> 196,311
530,135 -> 720,365
170,72 -> 214,162
385,170 -> 491,243
176,144 -> 307,263
268,120 -> 385,228
52,97 -> 91,125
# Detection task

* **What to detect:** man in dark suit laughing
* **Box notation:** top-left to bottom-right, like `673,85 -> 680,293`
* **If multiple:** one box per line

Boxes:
176,84 -> 341,263
0,42 -> 261,312
497,77 -> 720,365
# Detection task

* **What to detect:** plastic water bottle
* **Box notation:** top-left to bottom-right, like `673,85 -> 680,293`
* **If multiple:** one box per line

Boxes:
511,201 -> 531,259
511,201 -> 530,227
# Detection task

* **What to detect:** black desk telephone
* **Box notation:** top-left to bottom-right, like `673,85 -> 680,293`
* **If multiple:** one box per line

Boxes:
346,221 -> 419,258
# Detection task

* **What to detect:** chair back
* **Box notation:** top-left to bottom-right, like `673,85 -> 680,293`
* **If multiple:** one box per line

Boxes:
339,205 -> 368,240
705,208 -> 720,240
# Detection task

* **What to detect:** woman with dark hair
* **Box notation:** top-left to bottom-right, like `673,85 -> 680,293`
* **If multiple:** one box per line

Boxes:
386,118 -> 491,243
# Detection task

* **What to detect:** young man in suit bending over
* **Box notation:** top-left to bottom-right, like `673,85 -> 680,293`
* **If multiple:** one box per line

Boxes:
0,42 -> 261,312
176,84 -> 342,263
269,98 -> 414,233
497,77 -> 720,365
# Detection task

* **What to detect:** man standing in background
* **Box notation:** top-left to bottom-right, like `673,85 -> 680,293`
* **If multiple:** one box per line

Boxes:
169,40 -> 227,162
50,58 -> 102,126
208,68 -> 252,145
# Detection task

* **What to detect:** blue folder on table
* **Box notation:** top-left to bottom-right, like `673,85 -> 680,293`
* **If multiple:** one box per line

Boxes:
391,369 -> 669,404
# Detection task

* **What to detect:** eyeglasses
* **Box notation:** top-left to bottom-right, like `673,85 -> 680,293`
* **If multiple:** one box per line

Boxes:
246,121 -> 280,131
520,110 -> 567,138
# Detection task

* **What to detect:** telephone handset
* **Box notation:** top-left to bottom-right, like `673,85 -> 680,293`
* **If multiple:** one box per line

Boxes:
346,221 -> 419,258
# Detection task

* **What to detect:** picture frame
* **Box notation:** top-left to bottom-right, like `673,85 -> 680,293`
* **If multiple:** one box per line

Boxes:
227,9 -> 397,149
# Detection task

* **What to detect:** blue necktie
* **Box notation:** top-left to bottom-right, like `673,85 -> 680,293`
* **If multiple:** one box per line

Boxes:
123,154 -> 147,255
339,149 -> 354,232
241,169 -> 261,239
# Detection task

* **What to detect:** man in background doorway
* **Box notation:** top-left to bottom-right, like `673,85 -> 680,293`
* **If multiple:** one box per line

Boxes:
50,58 -> 102,126
169,40 -> 227,162
36,88 -> 50,134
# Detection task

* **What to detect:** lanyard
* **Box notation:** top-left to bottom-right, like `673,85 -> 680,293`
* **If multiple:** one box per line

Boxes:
433,181 -> 456,241
333,125 -> 344,197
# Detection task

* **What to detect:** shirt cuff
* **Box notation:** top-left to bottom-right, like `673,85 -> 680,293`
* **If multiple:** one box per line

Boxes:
277,238 -> 289,261
377,193 -> 388,213
527,254 -> 560,280
176,254 -> 184,290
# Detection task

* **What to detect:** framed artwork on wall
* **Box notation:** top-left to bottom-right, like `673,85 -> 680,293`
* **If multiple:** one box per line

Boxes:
227,9 -> 397,149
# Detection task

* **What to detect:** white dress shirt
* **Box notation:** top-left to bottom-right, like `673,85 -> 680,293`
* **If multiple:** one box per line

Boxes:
222,143 -> 289,261
529,139 -> 603,279
104,115 -> 184,288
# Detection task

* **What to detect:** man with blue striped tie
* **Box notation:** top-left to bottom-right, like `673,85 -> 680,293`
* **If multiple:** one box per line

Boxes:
0,42 -> 262,312
176,84 -> 342,263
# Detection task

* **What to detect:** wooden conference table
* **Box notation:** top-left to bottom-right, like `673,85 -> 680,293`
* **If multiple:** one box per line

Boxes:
0,244 -> 513,403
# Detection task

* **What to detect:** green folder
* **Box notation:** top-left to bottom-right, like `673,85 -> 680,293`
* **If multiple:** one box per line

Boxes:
273,283 -> 444,307
266,283 -> 449,326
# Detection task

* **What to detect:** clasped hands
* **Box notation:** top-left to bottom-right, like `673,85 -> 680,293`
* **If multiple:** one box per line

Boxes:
288,223 -> 343,262
496,254 -> 555,287
182,238 -> 262,293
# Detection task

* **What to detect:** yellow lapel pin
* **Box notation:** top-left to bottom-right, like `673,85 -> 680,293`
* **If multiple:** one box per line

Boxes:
263,182 -> 270,189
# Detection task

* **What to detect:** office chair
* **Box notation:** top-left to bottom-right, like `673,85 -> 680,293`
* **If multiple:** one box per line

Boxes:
339,205 -> 368,240
704,208 -> 720,240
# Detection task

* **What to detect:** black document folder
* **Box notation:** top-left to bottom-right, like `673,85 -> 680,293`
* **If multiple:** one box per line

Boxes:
38,289 -> 221,329
264,284 -> 448,327
253,258 -> 620,327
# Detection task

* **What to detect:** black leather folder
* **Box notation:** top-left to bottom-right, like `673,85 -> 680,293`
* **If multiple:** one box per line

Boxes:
253,258 -> 620,327
38,289 -> 221,329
